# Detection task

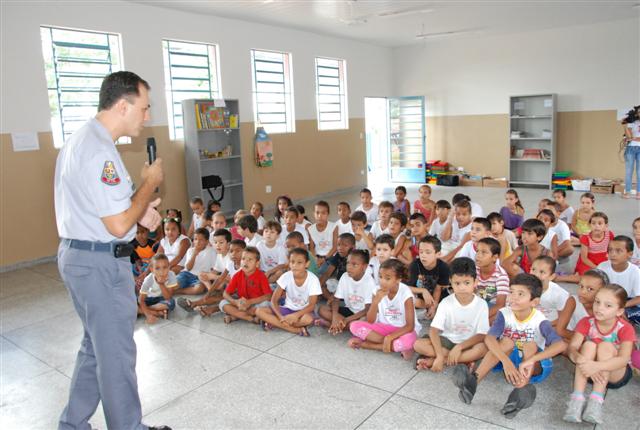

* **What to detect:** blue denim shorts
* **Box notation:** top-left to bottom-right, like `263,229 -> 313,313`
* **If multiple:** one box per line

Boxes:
143,295 -> 176,311
177,271 -> 200,289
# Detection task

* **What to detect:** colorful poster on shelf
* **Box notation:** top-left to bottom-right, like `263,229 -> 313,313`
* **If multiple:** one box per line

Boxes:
254,126 -> 273,167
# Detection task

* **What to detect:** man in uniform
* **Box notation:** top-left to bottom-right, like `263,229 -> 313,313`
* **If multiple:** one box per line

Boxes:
55,71 -> 170,430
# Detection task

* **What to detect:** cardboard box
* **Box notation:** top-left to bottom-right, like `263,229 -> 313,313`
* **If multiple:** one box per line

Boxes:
614,182 -> 637,193
483,177 -> 508,188
460,177 -> 483,187
590,184 -> 613,194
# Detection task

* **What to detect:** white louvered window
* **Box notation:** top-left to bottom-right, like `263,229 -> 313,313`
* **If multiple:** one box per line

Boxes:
315,57 -> 348,130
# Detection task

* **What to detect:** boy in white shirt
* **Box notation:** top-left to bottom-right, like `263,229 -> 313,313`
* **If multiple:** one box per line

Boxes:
544,201 -> 573,259
455,217 -> 492,261
187,197 -> 205,239
238,214 -> 262,247
211,211 -> 228,234
355,187 -> 379,228
176,228 -> 216,295
256,221 -> 289,283
530,256 -> 575,339
316,249 -> 377,334
429,200 -> 451,239
336,201 -> 354,235
598,235 -> 640,326
369,234 -> 395,285
441,200 -> 473,262
308,200 -> 338,268
415,257 -> 489,371
139,254 -> 178,324
370,201 -> 393,239
278,206 -> 310,246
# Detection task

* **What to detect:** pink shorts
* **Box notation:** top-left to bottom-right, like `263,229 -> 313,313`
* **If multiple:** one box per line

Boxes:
349,321 -> 418,352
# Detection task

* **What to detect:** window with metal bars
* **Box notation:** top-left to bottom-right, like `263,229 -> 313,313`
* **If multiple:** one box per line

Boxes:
162,39 -> 221,140
250,49 -> 295,134
40,26 -> 124,148
315,57 -> 348,130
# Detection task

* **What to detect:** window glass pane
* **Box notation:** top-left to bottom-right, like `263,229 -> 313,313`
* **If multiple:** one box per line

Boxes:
251,49 -> 294,133
315,57 -> 347,130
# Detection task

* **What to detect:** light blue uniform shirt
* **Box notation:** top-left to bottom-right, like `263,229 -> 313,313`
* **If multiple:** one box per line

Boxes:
55,118 -> 135,242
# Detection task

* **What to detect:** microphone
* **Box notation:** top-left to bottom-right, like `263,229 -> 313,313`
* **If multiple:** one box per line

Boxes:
147,137 -> 156,164
146,137 -> 158,192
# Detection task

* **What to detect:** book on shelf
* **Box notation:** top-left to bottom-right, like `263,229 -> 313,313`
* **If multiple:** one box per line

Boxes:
194,102 -> 239,130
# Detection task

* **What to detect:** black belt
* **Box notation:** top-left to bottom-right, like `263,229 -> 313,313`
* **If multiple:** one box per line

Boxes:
62,238 -> 134,258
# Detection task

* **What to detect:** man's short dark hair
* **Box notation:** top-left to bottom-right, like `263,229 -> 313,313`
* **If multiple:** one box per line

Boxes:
98,71 -> 150,111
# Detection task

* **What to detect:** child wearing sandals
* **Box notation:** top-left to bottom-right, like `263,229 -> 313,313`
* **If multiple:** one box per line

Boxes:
348,259 -> 421,360
256,248 -> 321,336
219,246 -> 272,325
414,257 -> 489,372
454,274 -> 566,418
315,250 -> 377,335
563,284 -> 636,424
139,254 -> 177,324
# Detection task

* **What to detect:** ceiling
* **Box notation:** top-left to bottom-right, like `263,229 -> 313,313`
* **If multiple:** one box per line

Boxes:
130,0 -> 639,47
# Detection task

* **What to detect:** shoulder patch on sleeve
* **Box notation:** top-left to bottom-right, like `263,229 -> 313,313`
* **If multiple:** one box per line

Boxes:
100,161 -> 121,186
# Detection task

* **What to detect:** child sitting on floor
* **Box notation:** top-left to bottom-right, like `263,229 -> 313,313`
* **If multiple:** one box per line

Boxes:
274,195 -> 293,225
407,235 -> 450,317
440,200 -> 473,261
355,187 -> 379,228
552,189 -> 574,226
570,192 -> 596,246
230,209 -> 248,241
537,209 -> 559,260
285,231 -> 318,276
566,269 -> 609,342
502,218 -> 549,279
316,249 -> 377,335
319,233 -> 356,301
414,184 -> 436,227
563,285 -> 636,424
631,216 -> 640,267
530,256 -> 576,340
176,228 -> 216,295
543,201 -> 574,259
130,224 -> 155,292
597,235 -> 640,326
456,217 -> 492,261
415,257 -> 489,372
307,200 -> 338,268
557,212 -> 613,284
256,221 -> 288,284
219,246 -> 272,325
238,214 -> 262,247
370,201 -> 393,239
350,211 -> 374,251
250,201 -> 266,234
279,206 -> 310,246
187,197 -> 205,239
369,234 -> 395,285
429,200 -> 451,239
393,185 -> 411,217
349,259 -> 421,360
336,201 -> 353,235
388,212 -> 412,265
256,248 -> 321,336
487,212 -> 518,260
139,254 -> 177,324
475,237 -> 509,323
499,189 -> 525,230
453,274 -> 566,418
408,213 -> 429,259
157,217 -> 190,274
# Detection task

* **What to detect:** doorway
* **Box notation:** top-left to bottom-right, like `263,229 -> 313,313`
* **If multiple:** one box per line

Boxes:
364,97 -> 389,190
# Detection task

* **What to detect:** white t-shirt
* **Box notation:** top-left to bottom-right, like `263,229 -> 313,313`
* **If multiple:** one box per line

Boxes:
225,258 -> 240,278
192,212 -> 204,231
631,239 -> 640,268
540,230 -> 557,251
470,202 -> 484,218
368,256 -> 382,284
376,283 -> 422,333
503,229 -> 519,255
335,272 -> 377,313
355,235 -> 370,251
256,215 -> 266,231
431,294 -> 489,344
456,241 -> 477,260
451,221 -> 472,245
336,219 -> 353,235
597,261 -> 640,298
356,203 -> 379,226
256,241 -> 288,272
626,120 -> 640,146
370,220 -> 390,239
537,281 -> 570,322
429,218 -> 447,238
245,233 -> 263,247
308,222 -> 336,256
559,207 -> 575,226
550,220 -> 571,244
214,253 -> 231,273
160,234 -> 190,267
567,295 -> 588,331
184,246 -> 216,275
277,271 -> 322,311
140,271 -> 178,298
278,224 -> 310,246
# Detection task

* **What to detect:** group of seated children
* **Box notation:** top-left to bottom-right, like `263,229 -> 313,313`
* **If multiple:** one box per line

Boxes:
129,186 -> 640,423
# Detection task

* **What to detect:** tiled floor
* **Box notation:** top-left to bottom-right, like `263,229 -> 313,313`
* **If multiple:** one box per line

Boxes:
1,185 -> 639,429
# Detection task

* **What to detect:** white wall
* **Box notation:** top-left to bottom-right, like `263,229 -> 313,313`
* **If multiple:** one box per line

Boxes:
0,1 -> 393,133
393,18 -> 639,116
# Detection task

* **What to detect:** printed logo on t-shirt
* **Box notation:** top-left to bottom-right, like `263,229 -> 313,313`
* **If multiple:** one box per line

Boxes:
477,285 -> 497,302
503,326 -> 536,350
291,296 -> 306,307
264,255 -> 277,269
451,322 -> 472,335
348,294 -> 364,309
383,306 -> 402,323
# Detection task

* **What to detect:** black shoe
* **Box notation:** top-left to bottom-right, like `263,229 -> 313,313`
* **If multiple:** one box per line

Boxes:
501,384 -> 537,419
148,426 -> 172,430
453,365 -> 477,405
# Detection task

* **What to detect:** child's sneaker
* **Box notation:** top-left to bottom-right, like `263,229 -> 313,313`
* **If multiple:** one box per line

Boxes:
582,397 -> 603,424
562,396 -> 585,423
452,364 -> 477,404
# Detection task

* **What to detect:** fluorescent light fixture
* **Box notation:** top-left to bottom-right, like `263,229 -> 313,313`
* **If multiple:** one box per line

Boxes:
378,8 -> 434,19
416,29 -> 479,39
